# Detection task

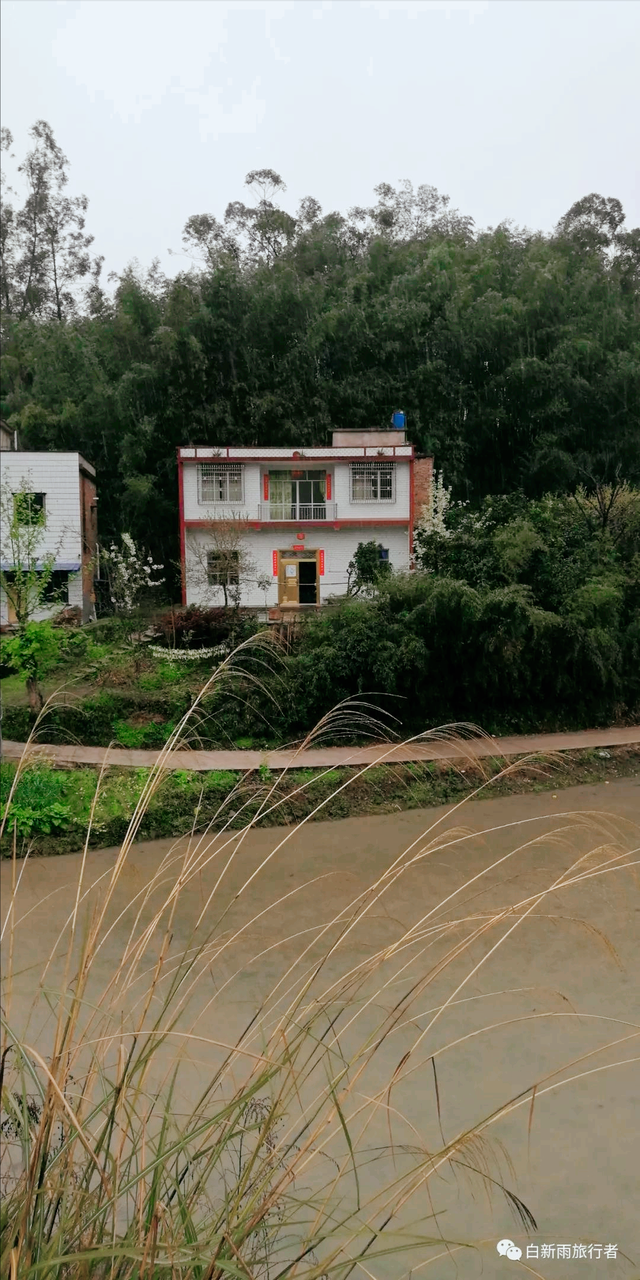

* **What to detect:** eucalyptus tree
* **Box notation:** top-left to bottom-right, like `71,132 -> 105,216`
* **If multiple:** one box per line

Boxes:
0,120 -> 102,321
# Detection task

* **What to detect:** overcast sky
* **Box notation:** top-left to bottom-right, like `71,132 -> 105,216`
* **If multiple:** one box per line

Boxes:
2,0 -> 639,282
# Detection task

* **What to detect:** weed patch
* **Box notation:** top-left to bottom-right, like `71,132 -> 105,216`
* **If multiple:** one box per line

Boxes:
2,746 -> 637,858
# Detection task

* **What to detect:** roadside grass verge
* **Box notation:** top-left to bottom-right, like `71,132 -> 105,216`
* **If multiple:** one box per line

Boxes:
1,746 -> 639,858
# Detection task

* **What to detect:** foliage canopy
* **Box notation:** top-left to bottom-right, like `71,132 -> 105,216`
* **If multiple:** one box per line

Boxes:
1,124 -> 638,588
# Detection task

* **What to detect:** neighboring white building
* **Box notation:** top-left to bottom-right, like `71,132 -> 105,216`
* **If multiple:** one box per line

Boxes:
178,428 -> 433,613
0,450 -> 98,624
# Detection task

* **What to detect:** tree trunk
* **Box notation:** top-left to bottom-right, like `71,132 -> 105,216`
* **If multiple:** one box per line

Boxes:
26,676 -> 44,714
50,234 -> 62,321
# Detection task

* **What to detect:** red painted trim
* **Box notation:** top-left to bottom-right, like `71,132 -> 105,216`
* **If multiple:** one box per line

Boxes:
325,473 -> 332,500
319,550 -> 325,575
263,473 -> 269,500
177,450 -> 187,605
184,519 -> 410,530
272,550 -> 279,576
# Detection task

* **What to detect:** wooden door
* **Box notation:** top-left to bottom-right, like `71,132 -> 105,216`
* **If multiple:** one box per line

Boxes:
278,557 -> 300,607
278,553 -> 319,607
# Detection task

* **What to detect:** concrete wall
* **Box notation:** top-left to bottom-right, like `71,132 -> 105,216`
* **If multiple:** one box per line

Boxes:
184,524 -> 411,609
331,430 -> 406,447
331,459 -> 411,521
182,459 -> 412,522
182,459 -> 257,522
1,453 -> 83,563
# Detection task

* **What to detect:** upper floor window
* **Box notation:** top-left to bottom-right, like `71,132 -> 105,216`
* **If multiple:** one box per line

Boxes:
350,462 -> 395,503
13,492 -> 46,525
198,463 -> 243,504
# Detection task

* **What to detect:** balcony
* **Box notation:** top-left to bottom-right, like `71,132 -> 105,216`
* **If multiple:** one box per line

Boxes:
258,503 -> 337,522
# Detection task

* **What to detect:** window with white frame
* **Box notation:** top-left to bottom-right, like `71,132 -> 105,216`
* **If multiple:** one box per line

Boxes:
350,462 -> 395,503
198,463 -> 244,504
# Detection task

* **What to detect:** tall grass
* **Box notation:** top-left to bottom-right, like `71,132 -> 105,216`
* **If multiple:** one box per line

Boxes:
1,635 -> 638,1277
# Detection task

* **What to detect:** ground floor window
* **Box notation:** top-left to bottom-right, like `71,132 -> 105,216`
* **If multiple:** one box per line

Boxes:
207,550 -> 240,587
1,568 -> 69,611
43,570 -> 70,605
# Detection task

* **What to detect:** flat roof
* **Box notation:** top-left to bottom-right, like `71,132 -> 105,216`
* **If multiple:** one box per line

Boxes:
179,445 -> 413,460
0,450 -> 95,476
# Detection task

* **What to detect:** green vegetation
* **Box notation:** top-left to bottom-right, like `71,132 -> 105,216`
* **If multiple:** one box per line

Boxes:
2,746 -> 637,857
1,128 -> 638,590
3,481 -> 640,749
2,488 -> 639,747
2,125 -> 639,746
284,485 -> 640,736
0,621 -> 63,714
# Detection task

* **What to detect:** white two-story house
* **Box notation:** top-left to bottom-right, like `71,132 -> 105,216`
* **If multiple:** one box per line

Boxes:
178,427 -> 433,612
0,449 -> 98,624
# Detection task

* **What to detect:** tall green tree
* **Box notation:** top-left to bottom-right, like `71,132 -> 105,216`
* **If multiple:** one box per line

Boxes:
1,121 -> 102,321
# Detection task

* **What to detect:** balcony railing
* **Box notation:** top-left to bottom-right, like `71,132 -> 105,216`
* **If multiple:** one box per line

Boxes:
258,503 -> 337,521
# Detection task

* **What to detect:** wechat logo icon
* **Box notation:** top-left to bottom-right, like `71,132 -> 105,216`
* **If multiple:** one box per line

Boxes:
497,1239 -> 522,1260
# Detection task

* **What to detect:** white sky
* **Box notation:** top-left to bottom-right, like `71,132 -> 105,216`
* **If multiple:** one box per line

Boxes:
2,0 -> 639,281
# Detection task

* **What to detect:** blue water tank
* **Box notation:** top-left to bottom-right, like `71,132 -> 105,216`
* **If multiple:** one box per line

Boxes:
391,409 -> 406,430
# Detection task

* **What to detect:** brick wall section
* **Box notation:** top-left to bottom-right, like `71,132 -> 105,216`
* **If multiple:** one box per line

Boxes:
80,471 -> 98,621
413,456 -> 434,524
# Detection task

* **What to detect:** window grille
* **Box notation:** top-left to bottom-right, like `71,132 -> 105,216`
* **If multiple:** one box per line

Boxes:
350,462 -> 395,503
207,550 -> 240,586
198,464 -> 243,504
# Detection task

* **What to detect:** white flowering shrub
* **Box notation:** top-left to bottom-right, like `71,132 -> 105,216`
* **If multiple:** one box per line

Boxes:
413,471 -> 453,567
148,643 -> 229,662
101,533 -> 164,615
418,470 -> 452,537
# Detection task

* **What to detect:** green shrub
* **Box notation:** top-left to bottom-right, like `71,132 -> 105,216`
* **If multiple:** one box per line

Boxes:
415,487 -> 640,615
567,578 -> 624,629
281,568 -> 639,736
0,621 -> 62,699
0,764 -> 74,836
155,605 -> 260,650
